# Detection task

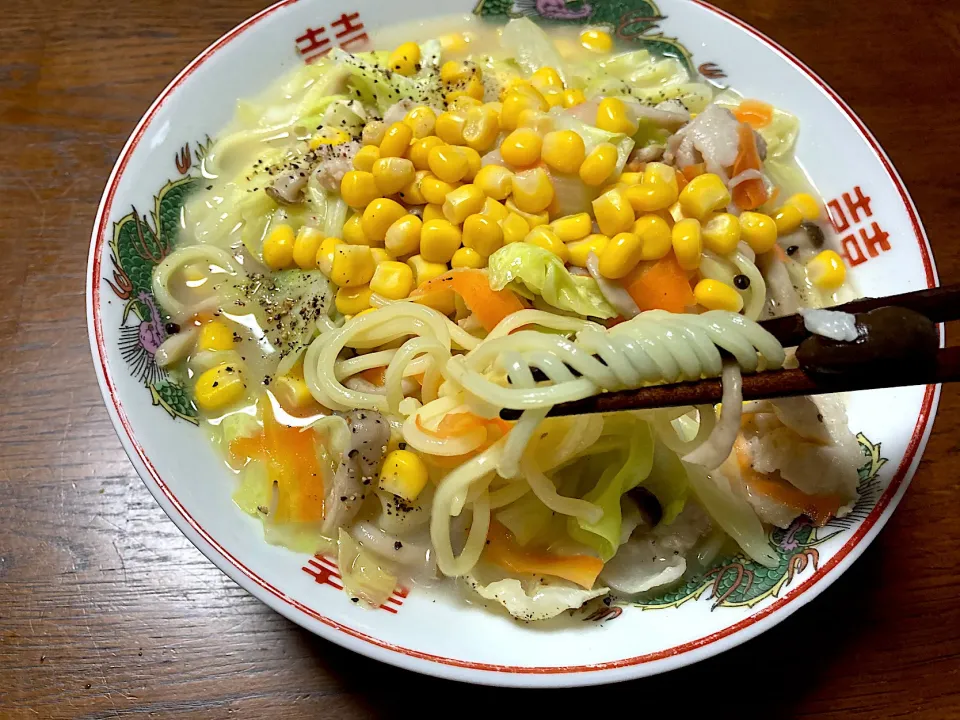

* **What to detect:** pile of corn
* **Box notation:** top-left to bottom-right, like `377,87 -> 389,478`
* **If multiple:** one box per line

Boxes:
260,45 -> 844,318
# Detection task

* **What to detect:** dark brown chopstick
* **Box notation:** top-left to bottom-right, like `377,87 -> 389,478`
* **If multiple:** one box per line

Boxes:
499,346 -> 960,419
498,284 -> 960,421
758,285 -> 958,346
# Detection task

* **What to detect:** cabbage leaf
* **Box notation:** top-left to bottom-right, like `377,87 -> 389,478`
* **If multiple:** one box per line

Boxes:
566,416 -> 655,560
487,244 -> 617,319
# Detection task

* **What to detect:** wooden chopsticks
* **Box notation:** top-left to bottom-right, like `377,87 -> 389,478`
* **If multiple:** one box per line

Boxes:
500,284 -> 956,420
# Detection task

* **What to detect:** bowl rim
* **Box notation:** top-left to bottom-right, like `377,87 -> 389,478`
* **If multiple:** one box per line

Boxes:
85,0 -> 941,686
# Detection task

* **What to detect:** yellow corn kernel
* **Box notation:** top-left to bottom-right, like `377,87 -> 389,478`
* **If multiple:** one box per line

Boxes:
596,97 -> 638,135
701,213 -> 741,255
694,279 -> 744,313
362,120 -> 387,147
474,164 -> 514,200
409,135 -> 445,171
579,142 -> 618,186
443,183 -> 486,224
462,146 -> 482,181
331,244 -> 376,287
447,94 -> 483,112
441,60 -> 474,84
361,198 -> 407,243
807,250 -> 846,290
379,122 -> 414,159
435,111 -> 467,145
462,104 -> 500,152
273,373 -> 315,411
427,144 -> 469,183
340,170 -> 380,208
446,74 -> 485,103
500,128 -> 543,168
352,144 -> 381,172
451,246 -> 485,269
739,211 -> 778,253
580,28 -> 613,53
385,214 -> 422,257
643,161 -> 678,188
388,41 -> 421,77
633,214 -> 672,261
378,449 -> 429,501
672,218 -> 702,270
420,174 -> 459,206
505,198 -> 549,228
397,170 -> 429,206
316,237 -> 342,275
524,226 -> 569,262
194,363 -> 246,413
499,76 -> 531,99
625,181 -> 678,213
786,192 -> 821,221
335,285 -> 373,315
592,187 -> 634,236
262,224 -> 296,269
561,88 -> 587,108
511,167 -> 554,214
500,87 -> 549,131
530,66 -> 564,93
372,157 -> 415,196
541,130 -> 586,175
462,213 -> 504,256
773,204 -> 803,235
619,171 -> 643,185
679,173 -> 731,220
420,219 -> 462,263
407,254 -> 449,287
403,105 -> 436,138
309,127 -> 351,150
370,260 -> 415,300
598,231 -> 643,279
292,226 -> 324,269
422,203 -> 446,223
197,320 -> 234,352
567,233 -> 609,268
500,212 -> 530,244
482,197 -> 509,221
342,214 -> 368,246
439,31 -> 470,55
542,89 -> 565,108
551,213 -> 592,242
371,247 -> 393,265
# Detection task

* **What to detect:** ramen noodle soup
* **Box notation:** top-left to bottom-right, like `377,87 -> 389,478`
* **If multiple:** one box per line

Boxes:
152,15 -> 863,620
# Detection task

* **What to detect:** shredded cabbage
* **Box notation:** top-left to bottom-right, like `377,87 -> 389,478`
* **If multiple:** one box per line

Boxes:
487,244 -> 617,319
685,464 -> 778,567
338,528 -> 398,608
500,18 -> 568,84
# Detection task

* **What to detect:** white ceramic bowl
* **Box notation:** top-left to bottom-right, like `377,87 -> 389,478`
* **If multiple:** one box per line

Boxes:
86,0 -> 939,687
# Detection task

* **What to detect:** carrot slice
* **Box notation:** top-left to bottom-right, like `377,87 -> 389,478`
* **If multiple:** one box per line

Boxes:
733,99 -> 774,129
681,163 -> 706,182
358,366 -> 387,386
623,252 -> 696,313
484,521 -> 604,589
410,269 -> 526,332
230,401 -> 324,523
731,123 -> 767,210
735,443 -> 843,526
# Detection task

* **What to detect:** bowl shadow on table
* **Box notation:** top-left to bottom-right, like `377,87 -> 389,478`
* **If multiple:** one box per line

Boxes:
294,540 -> 886,707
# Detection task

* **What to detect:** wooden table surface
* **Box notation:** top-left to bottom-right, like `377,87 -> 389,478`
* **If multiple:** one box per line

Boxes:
2,0 -> 959,716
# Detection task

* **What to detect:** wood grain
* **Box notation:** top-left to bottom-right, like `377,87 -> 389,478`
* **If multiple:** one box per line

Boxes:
1,1 -> 959,717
